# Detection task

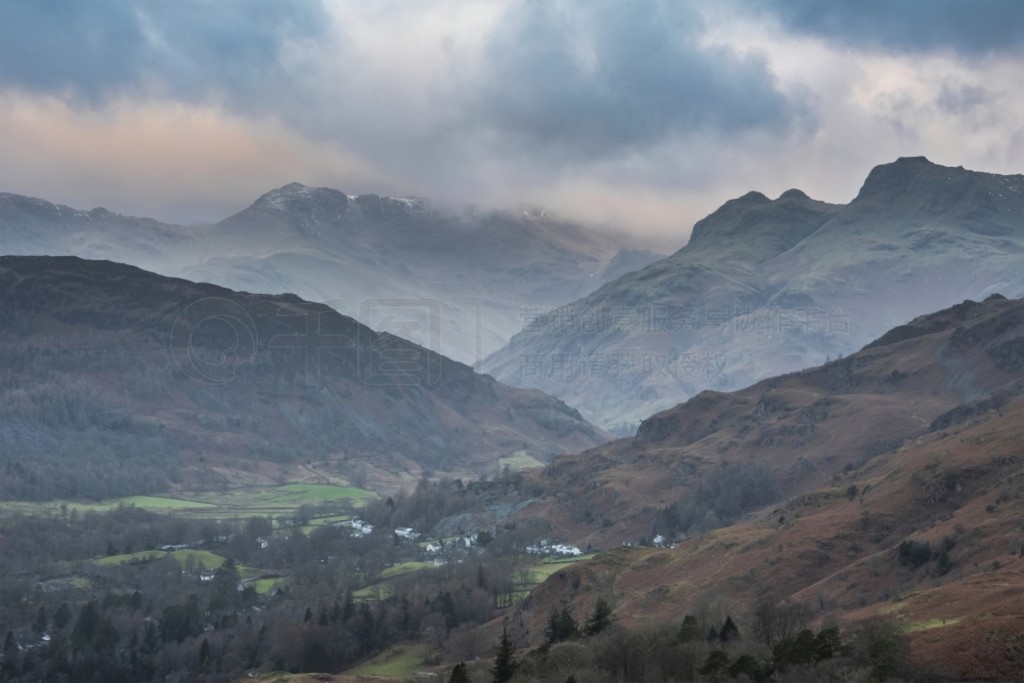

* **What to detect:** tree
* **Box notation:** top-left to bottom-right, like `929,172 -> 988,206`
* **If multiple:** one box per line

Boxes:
449,662 -> 471,683
198,638 -> 211,667
753,599 -> 810,646
897,540 -> 931,569
3,631 -> 17,656
32,606 -> 47,635
1,630 -> 18,680
815,626 -> 842,661
719,615 -> 740,643
729,654 -> 766,680
545,607 -> 579,644
212,558 -> 242,609
585,598 -> 614,636
677,614 -> 702,644
699,650 -> 730,681
854,618 -> 908,682
53,603 -> 71,630
491,622 -> 518,683
71,601 -> 99,651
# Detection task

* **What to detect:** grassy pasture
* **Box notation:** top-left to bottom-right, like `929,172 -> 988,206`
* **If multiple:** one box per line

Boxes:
499,449 -> 545,470
0,483 -> 376,522
345,642 -> 428,677
529,553 -> 596,582
94,548 -> 226,569
380,561 -> 433,579
904,617 -> 961,633
93,549 -> 287,592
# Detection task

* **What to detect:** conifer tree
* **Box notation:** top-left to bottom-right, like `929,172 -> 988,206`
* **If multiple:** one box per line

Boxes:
491,622 -> 518,683
720,615 -> 740,643
585,598 -> 613,636
449,661 -> 471,683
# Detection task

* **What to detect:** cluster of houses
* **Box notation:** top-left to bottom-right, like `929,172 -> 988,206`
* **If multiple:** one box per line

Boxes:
345,517 -> 374,535
526,540 -> 584,557
342,518 -> 422,542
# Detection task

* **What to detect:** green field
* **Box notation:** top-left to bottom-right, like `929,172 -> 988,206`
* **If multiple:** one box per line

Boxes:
0,496 -> 215,517
529,554 -> 596,582
0,483 -> 377,522
499,449 -> 545,470
94,548 -> 226,569
345,642 -> 428,676
904,617 -> 961,633
380,561 -> 433,579
251,577 -> 288,594
94,550 -> 166,565
93,549 -> 287,592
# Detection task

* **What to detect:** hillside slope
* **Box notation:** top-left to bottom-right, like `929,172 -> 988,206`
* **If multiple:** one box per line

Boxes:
482,157 -> 1024,427
517,400 -> 1024,680
0,256 -> 609,500
492,296 -> 1024,679
520,294 -> 1024,549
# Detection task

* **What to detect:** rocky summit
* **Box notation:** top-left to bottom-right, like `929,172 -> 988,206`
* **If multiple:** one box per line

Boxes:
482,158 -> 1024,429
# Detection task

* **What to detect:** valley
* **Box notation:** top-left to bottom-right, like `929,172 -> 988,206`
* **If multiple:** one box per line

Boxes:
4,3 -> 1023,680
2,167 -> 1022,683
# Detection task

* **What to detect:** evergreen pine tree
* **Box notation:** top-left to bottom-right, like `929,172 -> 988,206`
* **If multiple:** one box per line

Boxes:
720,615 -> 740,643
491,622 -> 518,683
52,603 -> 71,631
699,650 -> 730,681
449,661 -> 471,683
3,630 -> 18,656
32,606 -> 47,635
545,607 -> 579,644
585,598 -> 613,636
677,614 -> 702,644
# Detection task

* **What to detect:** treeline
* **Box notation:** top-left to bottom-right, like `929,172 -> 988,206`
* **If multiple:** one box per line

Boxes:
362,477 -> 486,533
450,599 -> 918,683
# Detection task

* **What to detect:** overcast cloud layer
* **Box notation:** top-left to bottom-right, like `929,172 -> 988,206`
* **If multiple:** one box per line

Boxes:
0,0 -> 1021,244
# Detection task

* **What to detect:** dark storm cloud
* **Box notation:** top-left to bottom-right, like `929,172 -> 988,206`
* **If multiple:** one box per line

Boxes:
753,0 -> 1024,56
472,0 -> 811,159
0,0 -> 329,102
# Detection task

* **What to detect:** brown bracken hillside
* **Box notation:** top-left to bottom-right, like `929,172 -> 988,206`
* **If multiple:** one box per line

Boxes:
503,295 -> 1024,679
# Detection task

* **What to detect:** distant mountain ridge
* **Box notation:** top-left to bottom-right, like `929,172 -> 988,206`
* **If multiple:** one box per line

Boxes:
0,255 -> 609,500
0,185 -> 661,365
482,157 -> 1024,427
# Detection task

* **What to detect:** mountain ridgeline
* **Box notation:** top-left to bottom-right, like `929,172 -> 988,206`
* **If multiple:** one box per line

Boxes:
0,185 -> 660,365
0,256 -> 608,500
483,157 -> 1024,428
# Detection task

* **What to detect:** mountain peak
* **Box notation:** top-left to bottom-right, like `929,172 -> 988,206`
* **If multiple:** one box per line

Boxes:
251,183 -> 349,211
853,156 -> 945,204
737,190 -> 771,204
778,188 -> 810,200
685,188 -> 831,252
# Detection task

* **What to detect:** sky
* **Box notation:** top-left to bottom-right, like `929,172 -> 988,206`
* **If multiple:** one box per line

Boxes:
1,0 -> 1022,246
